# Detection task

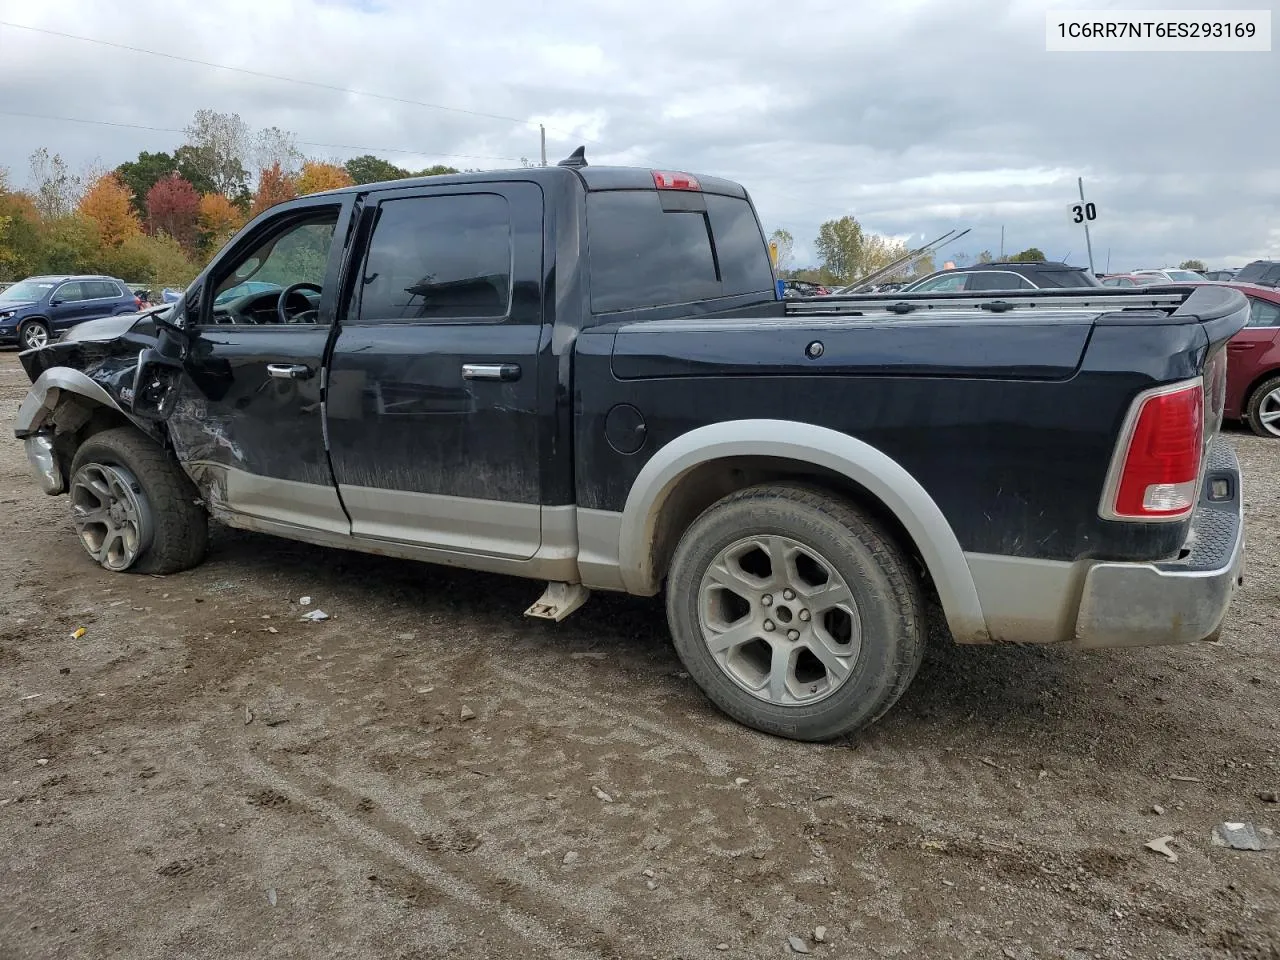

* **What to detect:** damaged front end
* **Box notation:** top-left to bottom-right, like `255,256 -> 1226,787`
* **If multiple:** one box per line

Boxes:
13,307 -> 190,495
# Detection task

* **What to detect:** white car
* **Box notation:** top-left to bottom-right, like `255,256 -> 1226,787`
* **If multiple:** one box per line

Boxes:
1132,268 -> 1208,283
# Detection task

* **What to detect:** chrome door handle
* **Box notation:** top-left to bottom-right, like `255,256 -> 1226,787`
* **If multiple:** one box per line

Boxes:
266,363 -> 313,380
462,363 -> 521,381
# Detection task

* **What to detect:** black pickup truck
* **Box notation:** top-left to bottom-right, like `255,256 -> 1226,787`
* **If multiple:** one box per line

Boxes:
12,150 -> 1248,741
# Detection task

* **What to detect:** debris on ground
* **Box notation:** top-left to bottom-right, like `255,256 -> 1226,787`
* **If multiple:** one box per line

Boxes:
1144,836 -> 1178,862
814,926 -> 827,943
569,651 -> 607,660
459,706 -> 476,721
788,935 -> 811,954
1212,821 -> 1279,851
716,945 -> 729,951
735,777 -> 749,786
243,706 -> 254,725
19,694 -> 41,701
299,596 -> 312,606
70,627 -> 85,639
266,888 -> 277,907
645,880 -> 657,890
592,786 -> 614,803
300,610 -> 329,622
1258,791 -> 1278,803
1151,805 -> 1166,815
35,758 -> 49,766
1170,775 -> 1202,783
562,851 -> 578,865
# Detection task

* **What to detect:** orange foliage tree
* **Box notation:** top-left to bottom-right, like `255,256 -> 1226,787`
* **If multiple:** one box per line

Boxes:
197,192 -> 245,251
295,161 -> 354,196
78,173 -> 141,248
250,163 -> 297,216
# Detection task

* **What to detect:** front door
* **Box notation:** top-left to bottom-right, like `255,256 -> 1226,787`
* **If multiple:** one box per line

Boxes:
324,181 -> 546,559
166,195 -> 356,535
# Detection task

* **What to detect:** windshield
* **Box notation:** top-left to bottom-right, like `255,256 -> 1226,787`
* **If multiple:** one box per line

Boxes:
0,280 -> 56,303
1167,270 -> 1205,281
214,281 -> 281,305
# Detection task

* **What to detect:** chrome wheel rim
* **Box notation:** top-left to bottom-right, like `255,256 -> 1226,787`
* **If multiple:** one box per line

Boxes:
22,324 -> 48,349
697,535 -> 861,706
70,463 -> 153,571
1258,387 -> 1280,438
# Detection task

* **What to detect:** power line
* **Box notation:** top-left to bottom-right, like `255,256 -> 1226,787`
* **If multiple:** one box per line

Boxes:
0,20 -> 599,145
0,110 -> 524,163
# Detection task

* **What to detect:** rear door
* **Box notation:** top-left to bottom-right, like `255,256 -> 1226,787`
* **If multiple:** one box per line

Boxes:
1227,295 -> 1280,416
324,181 -> 548,559
49,281 -> 98,330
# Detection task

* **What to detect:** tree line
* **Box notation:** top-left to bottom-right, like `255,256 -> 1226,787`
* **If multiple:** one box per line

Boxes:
0,109 -> 460,288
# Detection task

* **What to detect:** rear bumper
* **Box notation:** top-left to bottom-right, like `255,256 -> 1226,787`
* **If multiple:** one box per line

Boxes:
963,436 -> 1244,648
1074,438 -> 1244,648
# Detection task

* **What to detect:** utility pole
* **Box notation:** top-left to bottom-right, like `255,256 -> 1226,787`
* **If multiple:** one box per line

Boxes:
1078,177 -> 1095,274
999,225 -> 1004,260
540,125 -> 547,167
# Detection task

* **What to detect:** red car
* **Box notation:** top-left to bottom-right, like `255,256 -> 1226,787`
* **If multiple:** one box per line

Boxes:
1212,283 -> 1280,437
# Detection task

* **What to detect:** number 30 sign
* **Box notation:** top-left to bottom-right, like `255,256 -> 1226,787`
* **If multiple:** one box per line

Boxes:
1069,201 -> 1098,224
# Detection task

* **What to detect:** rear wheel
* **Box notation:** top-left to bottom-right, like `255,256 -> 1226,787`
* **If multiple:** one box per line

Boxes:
69,428 -> 208,574
18,319 -> 50,350
665,483 -> 925,741
1245,375 -> 1280,439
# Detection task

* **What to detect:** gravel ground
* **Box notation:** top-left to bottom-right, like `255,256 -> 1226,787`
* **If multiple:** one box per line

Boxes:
0,349 -> 1277,960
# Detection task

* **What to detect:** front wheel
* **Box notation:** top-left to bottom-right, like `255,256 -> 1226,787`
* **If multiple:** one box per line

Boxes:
665,484 -> 925,742
18,319 -> 50,350
69,427 -> 208,574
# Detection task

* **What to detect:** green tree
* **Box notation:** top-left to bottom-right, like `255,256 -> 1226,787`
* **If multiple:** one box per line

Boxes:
36,214 -> 100,274
415,164 -> 461,177
344,154 -> 410,185
1007,247 -> 1046,262
1179,259 -> 1207,272
814,216 -> 865,281
115,151 -> 178,218
976,250 -> 994,263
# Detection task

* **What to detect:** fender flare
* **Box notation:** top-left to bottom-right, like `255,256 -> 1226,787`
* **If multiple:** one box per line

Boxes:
617,419 -> 990,643
14,366 -> 128,438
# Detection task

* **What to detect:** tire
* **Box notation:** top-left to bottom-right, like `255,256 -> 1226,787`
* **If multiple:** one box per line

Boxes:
18,319 -> 50,350
665,483 -> 925,742
69,427 -> 208,575
1245,374 -> 1280,439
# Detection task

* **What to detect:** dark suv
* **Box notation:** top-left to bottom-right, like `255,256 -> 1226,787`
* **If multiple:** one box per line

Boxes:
1234,260 -> 1280,289
0,276 -> 140,350
903,261 -> 1102,293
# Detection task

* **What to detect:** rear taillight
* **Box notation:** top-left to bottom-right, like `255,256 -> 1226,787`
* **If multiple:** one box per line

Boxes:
652,170 -> 700,191
1101,379 -> 1204,521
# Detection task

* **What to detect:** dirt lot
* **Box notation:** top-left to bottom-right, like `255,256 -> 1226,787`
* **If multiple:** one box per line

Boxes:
0,350 -> 1277,960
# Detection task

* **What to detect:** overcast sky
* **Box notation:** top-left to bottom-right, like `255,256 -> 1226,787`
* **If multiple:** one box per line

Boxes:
0,0 -> 1276,272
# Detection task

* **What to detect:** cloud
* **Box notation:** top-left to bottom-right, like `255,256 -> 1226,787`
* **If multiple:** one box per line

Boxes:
0,0 -> 1275,270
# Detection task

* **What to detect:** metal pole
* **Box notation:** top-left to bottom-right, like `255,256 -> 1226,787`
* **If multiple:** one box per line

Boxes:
1078,177 -> 1095,274
540,125 -> 546,167
999,225 -> 1004,259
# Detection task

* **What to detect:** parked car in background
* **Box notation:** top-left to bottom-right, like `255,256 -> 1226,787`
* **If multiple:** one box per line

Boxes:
1100,274 -> 1157,287
1203,269 -> 1238,282
0,275 -> 140,350
902,261 -> 1101,292
780,279 -> 831,298
1233,260 -> 1280,289
1133,268 -> 1208,283
1215,283 -> 1280,438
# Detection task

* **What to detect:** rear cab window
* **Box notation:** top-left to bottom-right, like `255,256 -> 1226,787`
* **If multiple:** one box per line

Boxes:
585,187 -> 774,315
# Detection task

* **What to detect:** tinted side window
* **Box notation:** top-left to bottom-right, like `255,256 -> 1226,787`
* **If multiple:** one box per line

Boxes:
357,194 -> 511,322
705,194 -> 774,297
1235,262 -> 1268,283
1263,266 -> 1280,287
85,280 -> 122,299
55,281 -> 85,302
968,272 -> 1032,291
587,191 -> 719,313
1248,298 -> 1280,327
913,273 -> 967,292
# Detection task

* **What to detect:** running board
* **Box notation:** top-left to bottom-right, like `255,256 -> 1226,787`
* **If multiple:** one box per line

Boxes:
524,581 -> 591,622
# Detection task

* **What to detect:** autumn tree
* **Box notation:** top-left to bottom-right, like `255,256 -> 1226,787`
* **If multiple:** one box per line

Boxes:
251,162 -> 297,216
0,177 -> 43,279
255,126 -> 301,176
146,173 -> 200,254
198,193 -> 244,252
344,154 -> 410,184
296,160 -> 354,196
115,151 -> 178,218
78,173 -> 142,248
768,229 -> 794,273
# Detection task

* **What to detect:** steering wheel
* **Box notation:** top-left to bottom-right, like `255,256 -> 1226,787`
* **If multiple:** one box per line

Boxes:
277,282 -> 323,325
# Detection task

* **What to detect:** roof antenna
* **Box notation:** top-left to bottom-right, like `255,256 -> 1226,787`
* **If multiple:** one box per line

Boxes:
557,146 -> 587,169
